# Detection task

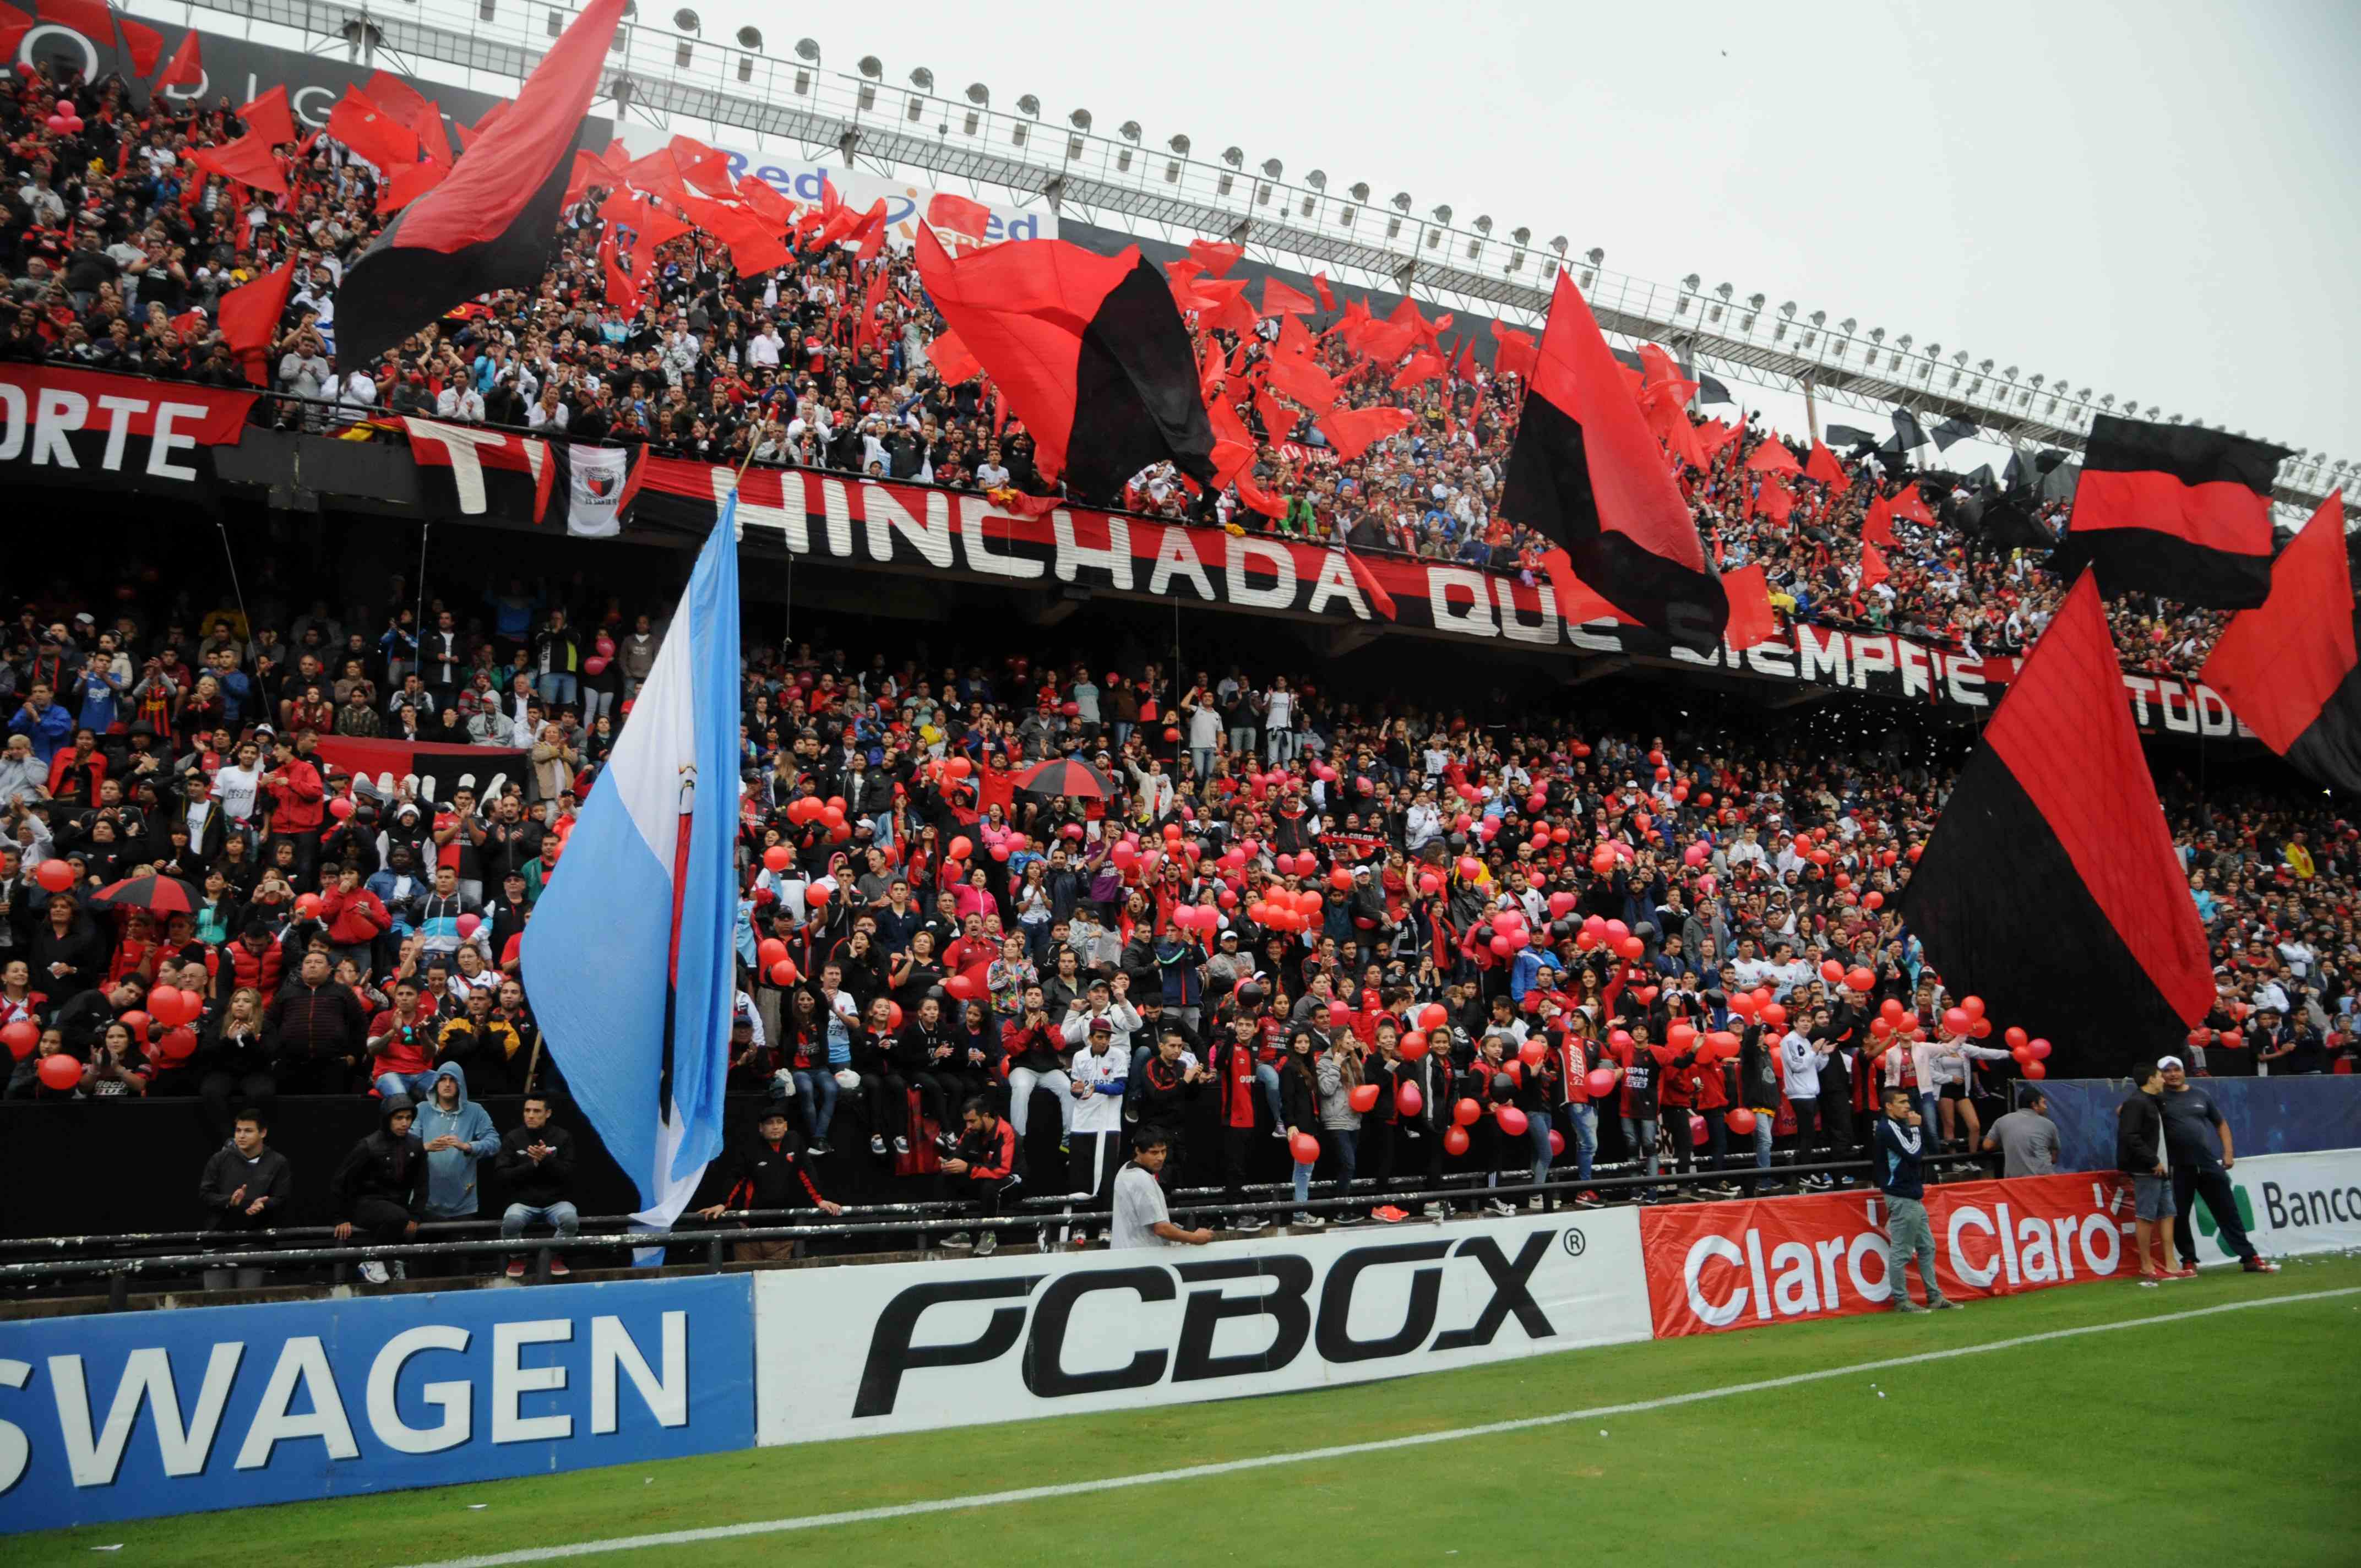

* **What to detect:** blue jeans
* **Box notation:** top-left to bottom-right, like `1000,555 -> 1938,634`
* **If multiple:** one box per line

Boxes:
791,1068 -> 838,1139
1256,1063 -> 1283,1126
500,1201 -> 579,1240
1525,1107 -> 1554,1189
1293,1156 -> 1316,1207
375,1070 -> 439,1101
1324,1124 -> 1357,1189
536,671 -> 579,709
1191,747 -> 1215,780
1564,1102 -> 1597,1182
1620,1115 -> 1660,1192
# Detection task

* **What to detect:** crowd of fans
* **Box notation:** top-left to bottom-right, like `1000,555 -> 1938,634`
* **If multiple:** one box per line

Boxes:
1,61 -> 2248,687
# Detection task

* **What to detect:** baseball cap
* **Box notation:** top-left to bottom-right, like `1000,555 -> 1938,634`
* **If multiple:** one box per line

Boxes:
2157,1055 -> 2184,1072
1087,1017 -> 1112,1035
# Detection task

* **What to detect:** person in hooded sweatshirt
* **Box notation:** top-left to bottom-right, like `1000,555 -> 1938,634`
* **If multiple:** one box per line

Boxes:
333,1093 -> 427,1284
411,1061 -> 499,1268
198,1107 -> 293,1290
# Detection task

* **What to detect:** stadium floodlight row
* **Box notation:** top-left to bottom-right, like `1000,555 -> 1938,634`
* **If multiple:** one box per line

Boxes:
125,0 -> 2349,518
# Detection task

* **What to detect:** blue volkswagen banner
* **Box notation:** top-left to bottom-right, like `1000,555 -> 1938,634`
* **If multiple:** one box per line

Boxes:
0,1275 -> 753,1533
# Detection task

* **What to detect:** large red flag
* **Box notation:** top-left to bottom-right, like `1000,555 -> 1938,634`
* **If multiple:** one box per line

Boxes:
1316,405 -> 1412,461
1187,238 -> 1243,277
217,259 -> 296,386
927,328 -> 981,386
237,85 -> 297,149
325,86 -> 421,172
1264,352 -> 1336,415
2050,416 -> 2288,607
1901,573 -> 2213,1070
1312,272 -> 1336,312
1860,542 -> 1889,590
336,0 -> 626,364
1261,277 -> 1315,318
915,227 -> 1215,499
1862,493 -> 1896,546
187,135 -> 287,197
1805,440 -> 1850,493
926,192 -> 993,238
1490,321 -> 1537,380
1498,269 -> 1726,651
2201,493 -> 2361,791
1747,440 -> 1802,475
151,28 -> 201,90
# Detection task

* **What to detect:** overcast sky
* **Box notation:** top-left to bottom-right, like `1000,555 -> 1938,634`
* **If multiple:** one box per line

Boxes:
673,0 -> 2360,470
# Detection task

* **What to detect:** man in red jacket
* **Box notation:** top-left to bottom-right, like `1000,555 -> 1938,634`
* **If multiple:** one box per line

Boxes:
319,862 -> 392,979
260,734 -> 325,884
938,1095 -> 1021,1256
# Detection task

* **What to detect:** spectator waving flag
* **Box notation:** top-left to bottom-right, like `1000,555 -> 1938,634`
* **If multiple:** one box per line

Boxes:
1499,268 -> 1729,653
1901,572 -> 2212,1066
2201,492 -> 2361,793
522,497 -> 741,1251
913,226 -> 1215,502
336,0 -> 626,366
2048,414 -> 2290,606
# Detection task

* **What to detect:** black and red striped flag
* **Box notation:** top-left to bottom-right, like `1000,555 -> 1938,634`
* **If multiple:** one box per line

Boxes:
2049,414 -> 2290,606
336,0 -> 625,366
912,227 -> 1214,502
1900,572 -> 2213,1071
2201,492 -> 2361,793
1499,269 -> 1728,652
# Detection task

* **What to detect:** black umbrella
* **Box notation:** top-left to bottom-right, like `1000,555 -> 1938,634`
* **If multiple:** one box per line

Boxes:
1015,758 -> 1114,799
90,874 -> 202,916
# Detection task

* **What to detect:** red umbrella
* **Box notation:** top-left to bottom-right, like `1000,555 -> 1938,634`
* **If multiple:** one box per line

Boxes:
90,874 -> 202,916
1014,758 -> 1114,799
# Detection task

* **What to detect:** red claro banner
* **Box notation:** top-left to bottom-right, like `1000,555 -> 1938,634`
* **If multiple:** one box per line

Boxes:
1641,1172 -> 2136,1337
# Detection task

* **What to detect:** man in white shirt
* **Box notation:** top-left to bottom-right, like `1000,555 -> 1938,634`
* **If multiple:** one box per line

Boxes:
1111,1128 -> 1212,1249
747,322 -> 783,370
1780,1023 -> 1830,1185
1064,1017 -> 1130,1242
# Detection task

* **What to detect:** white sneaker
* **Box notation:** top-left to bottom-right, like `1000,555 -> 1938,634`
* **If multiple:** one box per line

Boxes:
1423,1202 -> 1446,1218
939,1231 -> 974,1250
358,1261 -> 389,1285
1485,1197 -> 1516,1218
1293,1211 -> 1325,1228
1234,1215 -> 1269,1232
869,1134 -> 887,1155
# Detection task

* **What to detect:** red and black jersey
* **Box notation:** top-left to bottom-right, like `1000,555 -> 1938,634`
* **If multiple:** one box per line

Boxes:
954,1114 -> 1019,1182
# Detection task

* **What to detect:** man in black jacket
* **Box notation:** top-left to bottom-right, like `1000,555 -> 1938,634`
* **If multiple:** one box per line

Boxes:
264,949 -> 367,1093
694,1103 -> 841,1261
331,1095 -> 426,1284
938,1095 -> 1021,1256
2118,1060 -> 2173,1285
496,1093 -> 579,1278
198,1109 -> 292,1290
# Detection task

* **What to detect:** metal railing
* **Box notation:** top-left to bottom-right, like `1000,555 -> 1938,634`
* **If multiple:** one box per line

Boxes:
0,1148 -> 1992,1309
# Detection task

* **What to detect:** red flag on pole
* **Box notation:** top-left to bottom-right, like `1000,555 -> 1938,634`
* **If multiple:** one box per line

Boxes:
1861,542 -> 1890,590
926,192 -> 993,238
217,260 -> 296,386
236,84 -> 298,149
1805,440 -> 1850,492
1312,272 -> 1336,312
152,28 -> 202,90
1261,277 -> 1315,318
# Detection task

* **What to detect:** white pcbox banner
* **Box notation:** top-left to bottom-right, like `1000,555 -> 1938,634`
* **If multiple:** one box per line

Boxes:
2188,1147 -> 2361,1265
754,1208 -> 1650,1444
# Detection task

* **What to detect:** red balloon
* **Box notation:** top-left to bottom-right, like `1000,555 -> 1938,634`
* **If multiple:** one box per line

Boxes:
1396,1082 -> 1424,1116
1399,1032 -> 1429,1061
1290,1132 -> 1322,1165
1419,1003 -> 1448,1032
147,985 -> 183,1027
39,1053 -> 83,1091
1,1021 -> 37,1059
1548,1128 -> 1566,1157
885,1001 -> 904,1030
1495,1105 -> 1528,1136
1617,935 -> 1644,961
1880,997 -> 1906,1021
1864,891 -> 1884,910
806,884 -> 831,907
1348,1083 -> 1380,1114
2026,1038 -> 2052,1060
456,914 -> 481,939
1586,1066 -> 1616,1097
1731,992 -> 1759,1019
1943,1008 -> 1972,1036
35,860 -> 75,894
1761,1003 -> 1787,1028
159,1027 -> 198,1062
1820,960 -> 1847,984
1452,1097 -> 1482,1127
2011,1045 -> 2032,1065
1443,1125 -> 1471,1157
764,845 -> 792,872
1518,1038 -> 1546,1068
119,1010 -> 151,1041
1725,1107 -> 1758,1136
2004,1026 -> 2028,1049
328,796 -> 356,820
1847,967 -> 1876,993
2023,1060 -> 2047,1080
1960,995 -> 1985,1019
769,959 -> 799,986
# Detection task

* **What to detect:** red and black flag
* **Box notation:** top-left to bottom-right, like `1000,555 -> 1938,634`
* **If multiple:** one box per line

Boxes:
1499,269 -> 1728,652
1900,572 -> 2213,1070
2201,492 -> 2361,793
336,0 -> 625,366
912,227 -> 1215,502
2049,413 -> 2290,606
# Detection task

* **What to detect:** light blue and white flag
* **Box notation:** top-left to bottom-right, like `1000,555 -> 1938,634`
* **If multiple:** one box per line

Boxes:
524,498 -> 742,1254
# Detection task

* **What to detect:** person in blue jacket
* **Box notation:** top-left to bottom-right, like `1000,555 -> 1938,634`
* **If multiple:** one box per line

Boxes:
411,1061 -> 499,1233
